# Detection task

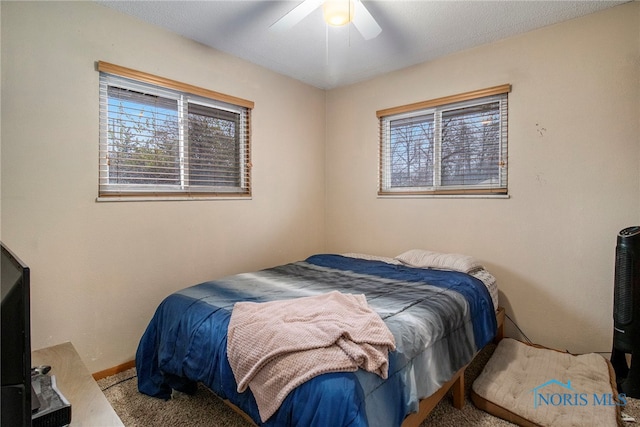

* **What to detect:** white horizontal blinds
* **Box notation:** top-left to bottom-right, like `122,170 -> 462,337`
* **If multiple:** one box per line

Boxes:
388,113 -> 435,188
378,85 -> 510,196
98,62 -> 252,197
186,101 -> 250,192
105,84 -> 181,188
439,96 -> 507,190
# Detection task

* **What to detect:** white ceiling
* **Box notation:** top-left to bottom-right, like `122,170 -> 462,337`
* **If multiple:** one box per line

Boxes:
98,0 -> 629,89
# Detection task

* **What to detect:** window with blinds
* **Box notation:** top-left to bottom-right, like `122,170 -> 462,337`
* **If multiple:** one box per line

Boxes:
98,62 -> 252,199
378,85 -> 510,196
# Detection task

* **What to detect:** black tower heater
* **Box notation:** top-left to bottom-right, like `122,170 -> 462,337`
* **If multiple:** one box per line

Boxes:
611,226 -> 640,397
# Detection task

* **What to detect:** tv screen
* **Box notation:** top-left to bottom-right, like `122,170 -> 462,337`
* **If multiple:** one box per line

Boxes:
1,242 -> 33,427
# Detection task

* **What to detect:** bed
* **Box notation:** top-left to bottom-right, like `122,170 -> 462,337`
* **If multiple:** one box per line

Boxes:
136,252 -> 500,427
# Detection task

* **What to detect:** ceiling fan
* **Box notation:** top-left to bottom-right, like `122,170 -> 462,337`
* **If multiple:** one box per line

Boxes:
271,0 -> 382,40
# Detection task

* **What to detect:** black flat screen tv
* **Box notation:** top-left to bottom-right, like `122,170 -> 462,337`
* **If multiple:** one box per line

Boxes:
1,242 -> 34,427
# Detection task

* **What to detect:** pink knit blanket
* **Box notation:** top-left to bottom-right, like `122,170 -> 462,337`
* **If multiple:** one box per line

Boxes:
226,291 -> 396,422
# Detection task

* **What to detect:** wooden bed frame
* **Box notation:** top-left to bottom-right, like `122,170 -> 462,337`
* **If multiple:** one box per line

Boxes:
219,306 -> 506,427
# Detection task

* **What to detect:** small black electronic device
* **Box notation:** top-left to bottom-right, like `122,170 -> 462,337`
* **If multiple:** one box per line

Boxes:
31,374 -> 72,427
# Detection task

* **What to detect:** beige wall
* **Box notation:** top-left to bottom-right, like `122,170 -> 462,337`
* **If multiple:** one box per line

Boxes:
326,2 -> 640,354
1,2 -> 326,372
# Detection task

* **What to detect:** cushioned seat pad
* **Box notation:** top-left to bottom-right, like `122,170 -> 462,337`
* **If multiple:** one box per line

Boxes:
471,338 -> 622,427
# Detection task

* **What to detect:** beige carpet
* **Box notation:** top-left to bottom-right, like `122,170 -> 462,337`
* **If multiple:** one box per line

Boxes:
98,344 -> 640,426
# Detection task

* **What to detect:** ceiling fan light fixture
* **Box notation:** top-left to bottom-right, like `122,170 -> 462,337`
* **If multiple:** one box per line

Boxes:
322,0 -> 354,27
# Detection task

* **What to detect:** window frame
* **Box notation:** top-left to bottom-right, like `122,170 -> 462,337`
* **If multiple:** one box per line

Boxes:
377,84 -> 510,197
97,61 -> 253,201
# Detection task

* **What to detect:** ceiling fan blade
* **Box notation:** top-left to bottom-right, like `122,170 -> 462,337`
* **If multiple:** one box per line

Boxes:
352,0 -> 381,40
271,0 -> 325,31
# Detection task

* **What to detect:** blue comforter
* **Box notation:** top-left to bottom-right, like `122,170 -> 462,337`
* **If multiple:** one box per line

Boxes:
136,254 -> 496,426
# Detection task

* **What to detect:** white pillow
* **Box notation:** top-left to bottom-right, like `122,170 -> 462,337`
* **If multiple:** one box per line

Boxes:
395,249 -> 482,273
